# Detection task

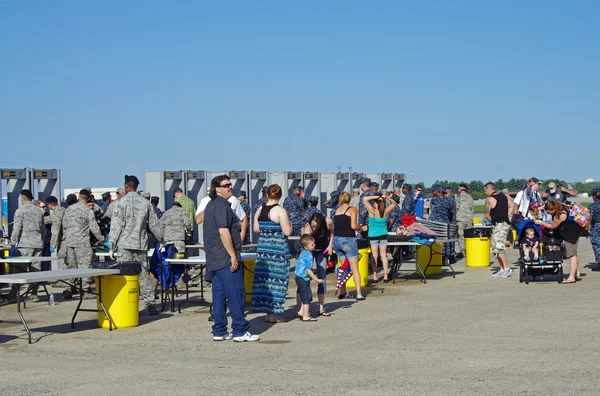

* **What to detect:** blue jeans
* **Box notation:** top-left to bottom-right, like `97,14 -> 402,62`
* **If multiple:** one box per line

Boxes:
211,262 -> 248,337
312,250 -> 327,294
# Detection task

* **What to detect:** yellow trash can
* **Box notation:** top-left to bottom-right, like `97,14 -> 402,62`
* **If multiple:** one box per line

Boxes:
96,274 -> 140,329
473,217 -> 481,225
243,258 -> 256,303
416,243 -> 443,275
464,227 -> 492,267
345,239 -> 369,289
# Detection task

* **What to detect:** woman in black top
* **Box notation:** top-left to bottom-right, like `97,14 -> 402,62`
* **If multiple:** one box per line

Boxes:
535,201 -> 582,283
302,212 -> 334,315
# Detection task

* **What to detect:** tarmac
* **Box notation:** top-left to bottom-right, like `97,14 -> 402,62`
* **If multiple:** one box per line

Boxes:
1,240 -> 600,396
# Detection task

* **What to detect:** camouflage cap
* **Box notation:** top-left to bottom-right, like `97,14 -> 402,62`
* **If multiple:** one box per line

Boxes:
141,191 -> 151,199
371,182 -> 379,188
403,183 -> 412,191
593,187 -> 600,195
308,196 -> 318,205
102,191 -> 111,198
261,186 -> 269,193
293,185 -> 304,191
391,195 -> 400,204
238,190 -> 247,197
359,177 -> 371,185
116,187 -> 125,195
330,191 -> 340,198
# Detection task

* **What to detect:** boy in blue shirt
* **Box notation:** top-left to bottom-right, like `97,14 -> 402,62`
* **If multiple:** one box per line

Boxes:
295,234 -> 324,322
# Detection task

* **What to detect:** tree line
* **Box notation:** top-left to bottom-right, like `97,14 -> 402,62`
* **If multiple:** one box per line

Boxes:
424,179 -> 599,200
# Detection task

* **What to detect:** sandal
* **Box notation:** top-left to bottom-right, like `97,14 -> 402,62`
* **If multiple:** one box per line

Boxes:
319,311 -> 331,317
337,293 -> 348,299
562,279 -> 576,284
301,317 -> 317,322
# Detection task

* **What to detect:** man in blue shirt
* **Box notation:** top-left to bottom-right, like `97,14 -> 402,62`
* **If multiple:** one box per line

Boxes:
414,185 -> 425,218
203,175 -> 259,342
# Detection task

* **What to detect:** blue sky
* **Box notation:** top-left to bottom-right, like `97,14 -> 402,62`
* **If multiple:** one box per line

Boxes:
1,1 -> 598,189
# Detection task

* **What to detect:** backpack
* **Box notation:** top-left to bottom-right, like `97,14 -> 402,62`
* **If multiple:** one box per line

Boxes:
567,202 -> 590,227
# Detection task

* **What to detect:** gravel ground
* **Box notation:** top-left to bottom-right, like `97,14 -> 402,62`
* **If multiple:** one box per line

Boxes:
2,241 -> 600,396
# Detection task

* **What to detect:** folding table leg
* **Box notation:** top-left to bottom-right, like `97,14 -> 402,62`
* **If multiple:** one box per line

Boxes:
414,246 -> 428,284
71,278 -> 84,328
16,285 -> 32,344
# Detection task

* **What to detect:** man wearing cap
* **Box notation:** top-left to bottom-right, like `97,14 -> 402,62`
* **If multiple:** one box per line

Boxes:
350,188 -> 361,208
455,184 -> 474,258
103,187 -> 125,220
513,178 -> 543,219
97,192 -> 112,213
370,182 -> 380,194
252,186 -> 269,217
150,196 -> 163,219
324,191 -> 340,220
109,175 -> 164,315
45,196 -> 67,271
283,185 -> 305,256
358,177 -> 376,232
6,189 -> 45,301
61,189 -> 106,299
542,182 -> 578,203
174,187 -> 196,228
237,191 -> 251,244
302,196 -> 321,226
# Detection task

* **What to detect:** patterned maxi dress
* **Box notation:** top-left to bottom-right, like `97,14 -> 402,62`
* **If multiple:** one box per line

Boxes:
252,204 -> 291,314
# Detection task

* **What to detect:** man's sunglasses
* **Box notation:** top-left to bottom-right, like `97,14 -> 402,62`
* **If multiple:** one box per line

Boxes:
218,183 -> 232,189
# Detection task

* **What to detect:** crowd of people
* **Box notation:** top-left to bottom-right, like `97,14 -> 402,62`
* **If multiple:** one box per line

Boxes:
3,173 -> 600,342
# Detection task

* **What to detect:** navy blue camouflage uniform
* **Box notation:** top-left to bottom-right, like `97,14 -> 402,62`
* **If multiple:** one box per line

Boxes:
283,187 -> 305,256
326,192 -> 340,221
429,186 -> 456,258
238,191 -> 252,244
252,187 -> 269,217
302,196 -> 321,225
590,190 -> 600,264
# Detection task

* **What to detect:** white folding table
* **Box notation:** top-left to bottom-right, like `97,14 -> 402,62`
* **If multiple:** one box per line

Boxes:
165,253 -> 257,316
0,268 -> 120,344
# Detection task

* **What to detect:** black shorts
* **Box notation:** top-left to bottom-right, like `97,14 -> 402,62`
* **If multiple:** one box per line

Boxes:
295,276 -> 312,304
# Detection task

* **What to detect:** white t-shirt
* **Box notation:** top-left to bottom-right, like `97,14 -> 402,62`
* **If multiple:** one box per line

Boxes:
195,196 -> 246,221
513,189 -> 542,218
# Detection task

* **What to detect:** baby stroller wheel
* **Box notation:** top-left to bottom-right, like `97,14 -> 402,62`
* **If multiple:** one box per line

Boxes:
557,265 -> 563,284
519,266 -> 524,283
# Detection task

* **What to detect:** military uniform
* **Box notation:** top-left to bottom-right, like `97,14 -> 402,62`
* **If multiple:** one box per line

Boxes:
175,195 -> 196,228
358,189 -> 376,226
429,189 -> 455,259
10,200 -> 44,278
455,192 -> 474,255
389,204 -> 402,231
49,206 -> 67,270
160,205 -> 192,252
283,191 -> 305,256
252,196 -> 267,216
590,198 -> 600,264
350,194 -> 360,208
63,201 -> 105,290
109,191 -> 163,307
154,205 -> 163,219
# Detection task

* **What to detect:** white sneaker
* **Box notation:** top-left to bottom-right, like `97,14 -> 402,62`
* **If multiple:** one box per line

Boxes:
213,333 -> 233,341
233,331 -> 260,342
492,269 -> 505,278
501,268 -> 513,278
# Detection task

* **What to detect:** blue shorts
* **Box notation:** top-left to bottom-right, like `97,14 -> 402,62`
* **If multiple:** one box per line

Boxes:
295,276 -> 312,304
369,235 -> 388,246
333,236 -> 358,260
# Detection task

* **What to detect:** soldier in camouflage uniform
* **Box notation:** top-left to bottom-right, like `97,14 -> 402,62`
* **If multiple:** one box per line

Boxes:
589,188 -> 600,269
429,185 -> 455,260
389,195 -> 402,231
160,202 -> 192,253
151,196 -> 163,219
302,196 -> 321,226
109,175 -> 164,315
62,189 -> 105,299
349,188 -> 361,208
252,186 -> 269,217
325,191 -> 340,220
7,189 -> 44,301
370,181 -> 380,193
283,185 -> 305,257
358,178 -> 377,235
455,184 -> 474,257
45,196 -> 67,271
103,187 -> 125,220
238,190 -> 251,244
174,187 -> 196,228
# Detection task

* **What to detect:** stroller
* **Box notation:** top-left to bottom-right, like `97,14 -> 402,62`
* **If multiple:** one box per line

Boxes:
517,219 -> 563,284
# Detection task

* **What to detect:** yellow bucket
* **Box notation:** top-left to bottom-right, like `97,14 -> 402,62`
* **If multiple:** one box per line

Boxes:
243,259 -> 256,303
96,275 -> 139,329
416,243 -> 443,275
465,237 -> 491,267
473,217 -> 481,224
345,246 -> 369,289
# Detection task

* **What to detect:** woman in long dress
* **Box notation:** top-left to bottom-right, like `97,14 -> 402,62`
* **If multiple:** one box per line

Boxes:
252,184 -> 292,323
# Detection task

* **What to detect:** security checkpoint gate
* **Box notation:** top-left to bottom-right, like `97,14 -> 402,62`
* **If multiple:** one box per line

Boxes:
228,171 -> 249,198
32,169 -> 61,203
185,170 -> 207,244
142,171 -> 184,212
351,172 -> 365,189
1,169 -> 33,236
249,171 -> 267,210
380,173 -> 393,192
303,172 -> 320,205
394,173 -> 407,190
